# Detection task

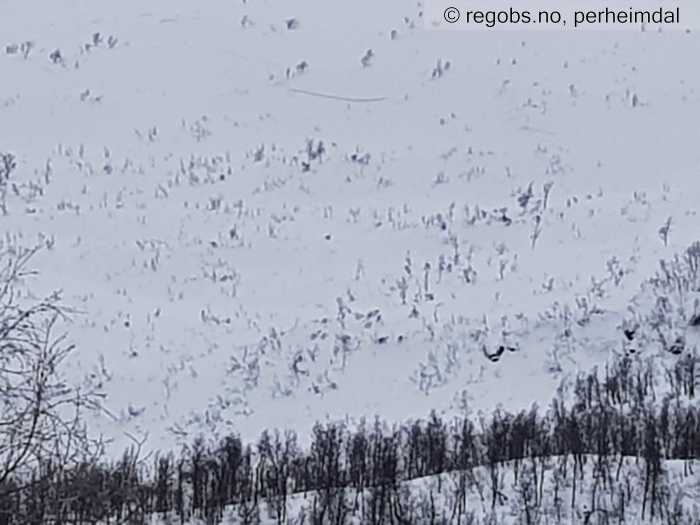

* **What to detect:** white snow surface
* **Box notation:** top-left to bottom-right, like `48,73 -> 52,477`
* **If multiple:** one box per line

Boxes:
1,0 -> 700,456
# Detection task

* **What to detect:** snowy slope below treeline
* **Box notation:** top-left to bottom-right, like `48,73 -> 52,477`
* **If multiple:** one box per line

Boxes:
1,0 -> 700,456
168,457 -> 700,525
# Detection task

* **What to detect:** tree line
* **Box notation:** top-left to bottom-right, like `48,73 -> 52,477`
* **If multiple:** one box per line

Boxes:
0,351 -> 697,524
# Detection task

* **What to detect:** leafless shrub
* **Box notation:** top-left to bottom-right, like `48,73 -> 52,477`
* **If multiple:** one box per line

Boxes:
0,247 -> 101,500
0,153 -> 16,216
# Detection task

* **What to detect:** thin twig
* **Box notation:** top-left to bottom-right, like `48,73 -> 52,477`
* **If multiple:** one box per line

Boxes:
289,88 -> 388,103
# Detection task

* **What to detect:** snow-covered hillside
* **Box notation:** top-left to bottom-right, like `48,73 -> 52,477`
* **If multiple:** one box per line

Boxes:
2,0 -> 700,464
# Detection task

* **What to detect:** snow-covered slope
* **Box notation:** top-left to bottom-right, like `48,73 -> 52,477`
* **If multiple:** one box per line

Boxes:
2,0 -> 700,456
